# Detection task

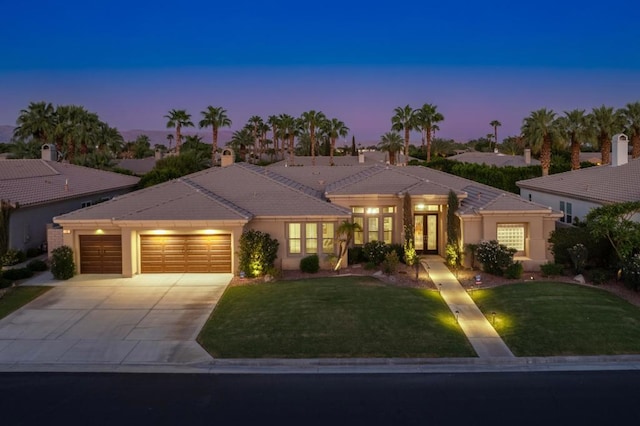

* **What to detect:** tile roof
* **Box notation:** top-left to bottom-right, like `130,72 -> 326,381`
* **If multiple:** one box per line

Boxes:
517,158 -> 640,204
115,157 -> 157,175
268,152 -> 414,167
458,185 -> 555,215
448,152 -> 540,167
0,159 -> 140,207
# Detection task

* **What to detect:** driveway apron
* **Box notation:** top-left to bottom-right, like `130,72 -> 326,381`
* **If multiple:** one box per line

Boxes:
0,273 -> 231,366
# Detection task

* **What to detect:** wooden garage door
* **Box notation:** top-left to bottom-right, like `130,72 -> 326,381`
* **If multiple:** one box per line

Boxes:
79,235 -> 122,274
140,234 -> 232,273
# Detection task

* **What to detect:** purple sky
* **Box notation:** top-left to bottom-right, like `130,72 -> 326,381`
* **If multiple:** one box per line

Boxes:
1,0 -> 639,143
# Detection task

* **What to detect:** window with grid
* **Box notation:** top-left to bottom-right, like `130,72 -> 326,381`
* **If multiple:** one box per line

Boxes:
497,223 -> 525,252
351,206 -> 395,244
288,223 -> 301,254
288,222 -> 336,256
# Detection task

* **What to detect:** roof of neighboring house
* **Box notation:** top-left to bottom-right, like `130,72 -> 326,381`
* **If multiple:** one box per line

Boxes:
115,157 -> 157,175
517,157 -> 640,204
0,159 -> 140,207
268,151 -> 414,167
447,151 -> 540,167
55,162 -> 352,223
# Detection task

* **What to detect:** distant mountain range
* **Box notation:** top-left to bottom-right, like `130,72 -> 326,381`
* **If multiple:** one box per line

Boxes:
0,125 -> 233,146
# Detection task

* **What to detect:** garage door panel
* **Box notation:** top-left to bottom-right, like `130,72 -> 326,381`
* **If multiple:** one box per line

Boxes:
140,235 -> 231,273
80,235 -> 122,274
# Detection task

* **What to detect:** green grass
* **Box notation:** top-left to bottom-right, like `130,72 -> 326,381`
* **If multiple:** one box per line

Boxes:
198,276 -> 475,358
475,282 -> 640,356
0,286 -> 51,320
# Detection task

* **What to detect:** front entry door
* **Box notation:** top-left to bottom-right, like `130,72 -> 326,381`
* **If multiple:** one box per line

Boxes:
414,214 -> 438,254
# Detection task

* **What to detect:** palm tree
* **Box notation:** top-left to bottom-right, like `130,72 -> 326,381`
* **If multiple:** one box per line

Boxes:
334,220 -> 362,271
199,106 -> 231,165
589,105 -> 623,165
489,120 -> 502,150
267,115 -> 281,159
279,114 -> 298,166
165,109 -> 193,155
166,134 -> 174,151
322,118 -> 349,165
555,109 -> 590,170
13,101 -> 56,146
521,108 -> 557,176
378,132 -> 404,165
621,102 -> 640,159
228,128 -> 254,161
415,103 -> 444,162
391,105 -> 417,165
300,110 -> 327,165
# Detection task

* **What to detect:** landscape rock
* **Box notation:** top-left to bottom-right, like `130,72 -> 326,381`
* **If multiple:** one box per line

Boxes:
573,274 -> 586,284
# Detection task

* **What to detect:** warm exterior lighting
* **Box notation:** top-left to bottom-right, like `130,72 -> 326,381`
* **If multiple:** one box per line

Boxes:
201,229 -> 217,235
416,203 -> 425,211
62,229 -> 71,234
150,230 -> 170,235
95,229 -> 104,235
455,310 -> 459,324
492,311 -> 497,325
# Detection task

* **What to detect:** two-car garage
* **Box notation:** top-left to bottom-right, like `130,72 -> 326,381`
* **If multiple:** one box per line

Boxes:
79,234 -> 232,274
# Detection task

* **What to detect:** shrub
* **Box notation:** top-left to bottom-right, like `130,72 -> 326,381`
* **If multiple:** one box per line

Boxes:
0,278 -> 12,289
348,246 -> 365,265
26,247 -> 42,258
238,230 -> 280,278
50,245 -> 76,280
300,254 -> 320,273
2,267 -> 34,281
445,243 -> 462,269
540,262 -> 564,277
364,261 -> 377,270
588,268 -> 611,286
1,249 -> 26,266
621,255 -> 640,291
363,240 -> 390,265
504,261 -> 523,279
403,240 -> 418,266
475,240 -> 516,276
567,243 -> 588,274
381,250 -> 399,275
548,226 -> 612,268
387,243 -> 405,264
27,259 -> 48,272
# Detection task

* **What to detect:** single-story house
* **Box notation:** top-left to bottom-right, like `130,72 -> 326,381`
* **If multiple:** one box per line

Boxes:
517,134 -> 635,225
447,149 -> 540,167
54,153 -> 561,276
1,145 -> 139,255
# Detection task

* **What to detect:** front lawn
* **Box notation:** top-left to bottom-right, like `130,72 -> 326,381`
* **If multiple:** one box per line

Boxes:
0,286 -> 51,320
198,276 -> 475,358
475,282 -> 640,356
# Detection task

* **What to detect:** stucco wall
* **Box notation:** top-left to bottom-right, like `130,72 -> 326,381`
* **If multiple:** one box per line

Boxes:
520,189 -> 601,224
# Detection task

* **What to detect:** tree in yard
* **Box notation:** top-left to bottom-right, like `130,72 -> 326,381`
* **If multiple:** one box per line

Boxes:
589,105 -> 623,165
166,133 -> 174,151
415,103 -> 444,162
446,190 -> 462,270
334,220 -> 362,271
199,106 -> 232,165
267,115 -> 281,159
322,118 -> 349,166
279,114 -> 299,166
391,105 -> 417,165
521,108 -> 557,176
489,120 -> 502,150
13,101 -> 56,146
165,109 -> 194,155
227,128 -> 254,161
300,110 -> 327,165
621,101 -> 640,159
555,109 -> 590,170
378,131 -> 404,165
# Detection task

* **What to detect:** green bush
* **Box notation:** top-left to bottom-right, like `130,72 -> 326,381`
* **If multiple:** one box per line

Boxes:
363,240 -> 390,265
26,247 -> 42,258
50,245 -> 76,280
348,246 -> 365,265
504,262 -> 523,279
568,243 -> 588,274
1,249 -> 26,266
403,240 -> 418,266
381,251 -> 400,275
387,243 -> 405,264
548,226 -> 612,268
0,278 -> 12,289
621,255 -> 640,291
300,254 -> 320,273
588,268 -> 611,286
27,259 -> 48,272
475,240 -> 516,276
540,262 -> 565,277
2,267 -> 34,281
238,230 -> 279,278
364,261 -> 377,270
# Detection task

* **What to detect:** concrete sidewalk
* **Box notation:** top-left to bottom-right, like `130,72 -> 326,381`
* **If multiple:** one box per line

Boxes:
421,256 -> 514,358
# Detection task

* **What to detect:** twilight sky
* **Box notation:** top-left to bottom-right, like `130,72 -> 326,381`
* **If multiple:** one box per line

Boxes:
1,0 -> 639,143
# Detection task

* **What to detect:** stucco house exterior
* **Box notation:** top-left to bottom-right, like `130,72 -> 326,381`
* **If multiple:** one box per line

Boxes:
54,155 -> 561,277
447,149 -> 540,167
517,134 -> 634,225
0,146 -> 139,255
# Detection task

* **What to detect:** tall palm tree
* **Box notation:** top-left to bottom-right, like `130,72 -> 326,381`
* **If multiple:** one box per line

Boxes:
199,106 -> 232,165
378,131 -> 404,165
415,103 -> 444,162
322,118 -> 349,166
300,110 -> 327,165
555,109 -> 590,170
165,109 -> 193,155
589,105 -> 623,165
166,134 -> 174,151
391,105 -> 417,165
267,115 -> 281,159
13,101 -> 56,146
227,128 -> 254,161
489,120 -> 502,150
334,220 -> 362,271
621,102 -> 640,159
521,108 -> 557,176
279,114 -> 298,166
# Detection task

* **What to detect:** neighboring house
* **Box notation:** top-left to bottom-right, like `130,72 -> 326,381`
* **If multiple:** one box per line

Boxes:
55,154 -> 560,277
114,157 -> 157,175
269,150 -> 414,167
0,145 -> 140,254
517,134 -> 633,225
447,149 -> 540,167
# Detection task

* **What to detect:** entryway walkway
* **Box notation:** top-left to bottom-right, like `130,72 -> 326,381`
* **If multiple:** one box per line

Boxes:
421,256 -> 514,358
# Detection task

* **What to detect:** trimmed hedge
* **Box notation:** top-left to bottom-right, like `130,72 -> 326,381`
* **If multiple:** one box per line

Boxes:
300,254 -> 320,273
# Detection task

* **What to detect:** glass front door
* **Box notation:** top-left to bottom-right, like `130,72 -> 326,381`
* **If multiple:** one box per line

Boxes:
414,214 -> 438,254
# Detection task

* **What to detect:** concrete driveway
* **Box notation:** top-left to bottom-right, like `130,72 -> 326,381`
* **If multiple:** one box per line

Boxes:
0,273 -> 231,366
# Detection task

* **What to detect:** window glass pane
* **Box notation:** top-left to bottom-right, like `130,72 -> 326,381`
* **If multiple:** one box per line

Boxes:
383,217 -> 392,244
289,223 -> 301,254
306,238 -> 318,253
414,216 -> 424,251
383,207 -> 395,213
289,223 -> 301,238
352,207 -> 364,213
497,224 -> 525,252
306,223 -> 317,238
290,240 -> 301,254
366,207 -> 380,215
354,217 -> 364,245
322,223 -> 334,253
368,217 -> 379,242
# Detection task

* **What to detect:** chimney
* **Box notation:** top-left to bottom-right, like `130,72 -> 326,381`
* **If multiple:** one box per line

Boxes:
611,134 -> 629,167
41,144 -> 57,161
524,149 -> 531,165
358,151 -> 365,164
220,148 -> 235,167
154,149 -> 164,160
